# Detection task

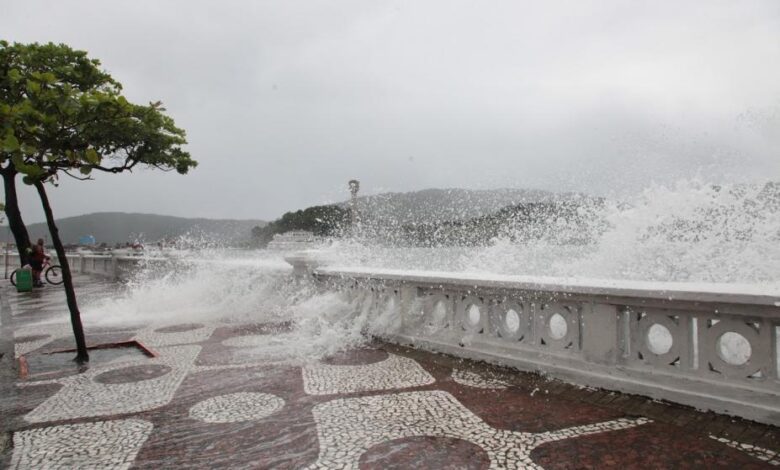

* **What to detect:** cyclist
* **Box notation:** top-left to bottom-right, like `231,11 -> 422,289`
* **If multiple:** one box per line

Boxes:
30,238 -> 49,287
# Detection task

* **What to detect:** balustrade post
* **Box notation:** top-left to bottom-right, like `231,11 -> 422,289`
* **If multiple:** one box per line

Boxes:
110,253 -> 118,281
581,302 -> 620,365
284,251 -> 323,279
398,285 -> 419,334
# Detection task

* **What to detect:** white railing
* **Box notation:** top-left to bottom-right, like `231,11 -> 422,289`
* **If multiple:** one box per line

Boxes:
311,264 -> 780,426
0,253 -> 167,281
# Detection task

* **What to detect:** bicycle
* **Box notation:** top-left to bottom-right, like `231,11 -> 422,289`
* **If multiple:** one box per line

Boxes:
10,258 -> 64,286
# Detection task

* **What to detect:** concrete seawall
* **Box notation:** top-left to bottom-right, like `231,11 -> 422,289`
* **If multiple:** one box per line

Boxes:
310,263 -> 780,426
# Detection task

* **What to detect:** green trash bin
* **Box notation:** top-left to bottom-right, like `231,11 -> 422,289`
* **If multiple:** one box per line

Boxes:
16,267 -> 33,292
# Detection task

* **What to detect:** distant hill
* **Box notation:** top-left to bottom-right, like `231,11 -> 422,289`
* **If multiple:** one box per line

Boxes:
254,187 -> 597,246
347,188 -> 571,225
26,212 -> 266,245
392,198 -> 606,246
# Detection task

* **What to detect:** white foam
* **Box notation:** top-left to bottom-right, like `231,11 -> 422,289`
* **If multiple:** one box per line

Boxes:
76,180 -> 780,362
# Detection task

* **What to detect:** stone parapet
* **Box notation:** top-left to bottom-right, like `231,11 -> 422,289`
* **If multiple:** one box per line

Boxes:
313,266 -> 780,426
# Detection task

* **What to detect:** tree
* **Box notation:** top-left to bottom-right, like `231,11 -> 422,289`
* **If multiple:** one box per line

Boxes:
1,41 -> 197,363
253,204 -> 350,246
0,163 -> 31,265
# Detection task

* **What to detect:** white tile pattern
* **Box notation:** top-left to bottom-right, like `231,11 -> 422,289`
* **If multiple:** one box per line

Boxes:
307,390 -> 650,469
22,345 -> 200,423
13,323 -> 71,358
302,353 -> 435,395
452,369 -> 509,389
710,435 -> 780,466
189,392 -> 285,423
10,419 -> 153,470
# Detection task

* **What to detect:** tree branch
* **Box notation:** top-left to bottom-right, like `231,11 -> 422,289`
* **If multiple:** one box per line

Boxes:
62,169 -> 93,181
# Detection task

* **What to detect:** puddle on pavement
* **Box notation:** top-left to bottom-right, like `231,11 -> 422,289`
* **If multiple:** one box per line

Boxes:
23,345 -> 148,378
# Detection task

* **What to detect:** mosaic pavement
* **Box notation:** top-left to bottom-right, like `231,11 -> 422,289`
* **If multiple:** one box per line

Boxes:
302,353 -> 435,395
1,278 -> 779,469
307,390 -> 649,469
189,392 -> 286,424
10,419 -> 153,469
21,345 -> 200,423
452,368 -> 510,389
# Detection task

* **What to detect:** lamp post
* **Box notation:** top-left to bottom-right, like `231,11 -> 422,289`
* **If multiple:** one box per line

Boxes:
348,179 -> 360,229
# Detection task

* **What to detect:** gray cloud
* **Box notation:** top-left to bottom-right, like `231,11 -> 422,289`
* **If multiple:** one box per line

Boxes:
3,0 -> 779,222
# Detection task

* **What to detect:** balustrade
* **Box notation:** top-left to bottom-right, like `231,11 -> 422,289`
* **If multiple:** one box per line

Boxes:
313,266 -> 780,425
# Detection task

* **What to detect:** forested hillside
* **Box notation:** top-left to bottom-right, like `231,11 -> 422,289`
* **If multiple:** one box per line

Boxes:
26,212 -> 266,245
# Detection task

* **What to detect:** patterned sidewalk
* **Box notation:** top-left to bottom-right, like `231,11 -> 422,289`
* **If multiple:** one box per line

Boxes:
1,278 -> 779,469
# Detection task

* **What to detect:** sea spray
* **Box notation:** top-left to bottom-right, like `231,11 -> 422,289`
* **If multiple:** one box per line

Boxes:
322,180 -> 780,289
81,251 -> 294,328
77,179 -> 780,363
80,250 -> 379,362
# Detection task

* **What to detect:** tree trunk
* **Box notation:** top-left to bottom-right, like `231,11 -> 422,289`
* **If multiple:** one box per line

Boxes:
33,180 -> 89,363
1,168 -> 32,266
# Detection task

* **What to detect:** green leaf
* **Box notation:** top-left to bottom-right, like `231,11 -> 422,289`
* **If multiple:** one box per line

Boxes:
8,68 -> 21,82
79,166 -> 92,175
2,133 -> 19,152
26,80 -> 41,94
85,148 -> 100,164
20,143 -> 37,155
40,72 -> 56,84
13,158 -> 45,178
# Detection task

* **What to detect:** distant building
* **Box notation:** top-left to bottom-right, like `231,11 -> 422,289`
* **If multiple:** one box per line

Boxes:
267,230 -> 321,251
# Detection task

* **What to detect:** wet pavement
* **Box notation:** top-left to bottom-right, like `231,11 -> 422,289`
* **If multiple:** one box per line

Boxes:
1,276 -> 779,469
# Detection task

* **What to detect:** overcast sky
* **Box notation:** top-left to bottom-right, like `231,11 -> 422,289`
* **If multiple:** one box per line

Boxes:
3,0 -> 779,222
